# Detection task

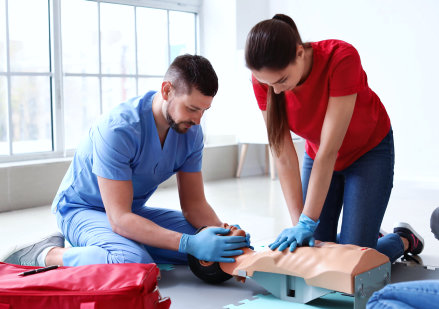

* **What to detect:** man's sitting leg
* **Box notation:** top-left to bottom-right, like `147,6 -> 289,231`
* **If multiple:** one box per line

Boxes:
58,207 -> 155,266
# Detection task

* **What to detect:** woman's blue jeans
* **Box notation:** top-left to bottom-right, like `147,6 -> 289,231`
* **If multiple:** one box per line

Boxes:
367,280 -> 439,309
301,129 -> 404,262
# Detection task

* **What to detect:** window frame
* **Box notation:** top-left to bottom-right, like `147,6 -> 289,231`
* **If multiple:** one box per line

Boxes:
0,0 -> 200,163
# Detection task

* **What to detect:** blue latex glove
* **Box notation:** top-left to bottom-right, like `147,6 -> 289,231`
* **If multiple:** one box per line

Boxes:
231,224 -> 253,250
269,213 -> 320,252
179,227 -> 248,263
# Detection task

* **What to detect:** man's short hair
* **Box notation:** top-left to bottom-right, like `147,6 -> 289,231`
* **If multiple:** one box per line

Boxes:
164,54 -> 218,97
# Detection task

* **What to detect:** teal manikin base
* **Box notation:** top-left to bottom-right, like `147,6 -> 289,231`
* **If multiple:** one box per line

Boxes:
238,261 -> 391,309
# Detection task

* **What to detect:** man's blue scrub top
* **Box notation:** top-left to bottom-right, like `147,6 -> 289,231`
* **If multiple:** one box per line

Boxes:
52,91 -> 204,213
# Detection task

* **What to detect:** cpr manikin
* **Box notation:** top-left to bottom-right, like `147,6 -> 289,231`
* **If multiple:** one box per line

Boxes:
187,225 -> 391,308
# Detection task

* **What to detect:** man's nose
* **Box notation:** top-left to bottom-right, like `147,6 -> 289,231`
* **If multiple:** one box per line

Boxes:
193,111 -> 204,125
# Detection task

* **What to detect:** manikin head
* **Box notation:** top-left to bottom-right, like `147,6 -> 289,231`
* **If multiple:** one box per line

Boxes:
161,54 -> 218,133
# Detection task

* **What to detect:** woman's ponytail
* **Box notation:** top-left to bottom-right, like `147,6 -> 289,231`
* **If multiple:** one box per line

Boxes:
245,14 -> 303,156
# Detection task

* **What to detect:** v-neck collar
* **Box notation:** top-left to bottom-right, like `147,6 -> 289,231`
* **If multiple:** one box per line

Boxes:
150,112 -> 175,153
160,127 -> 175,152
148,92 -> 175,153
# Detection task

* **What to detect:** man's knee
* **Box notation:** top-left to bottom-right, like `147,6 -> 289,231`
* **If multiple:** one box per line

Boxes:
63,245 -> 153,266
120,248 -> 154,264
63,246 -> 114,266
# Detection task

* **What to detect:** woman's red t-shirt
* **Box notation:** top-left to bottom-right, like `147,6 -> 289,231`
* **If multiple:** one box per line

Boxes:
252,39 -> 391,171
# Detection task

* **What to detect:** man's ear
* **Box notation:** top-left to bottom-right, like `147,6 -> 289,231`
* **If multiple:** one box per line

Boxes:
161,81 -> 172,100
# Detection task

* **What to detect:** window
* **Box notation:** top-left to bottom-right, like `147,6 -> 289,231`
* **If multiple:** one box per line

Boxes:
0,0 -> 199,162
0,0 -> 7,155
1,0 -> 52,156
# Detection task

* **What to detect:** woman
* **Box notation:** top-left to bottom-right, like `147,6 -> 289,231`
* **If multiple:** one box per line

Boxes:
245,13 -> 423,262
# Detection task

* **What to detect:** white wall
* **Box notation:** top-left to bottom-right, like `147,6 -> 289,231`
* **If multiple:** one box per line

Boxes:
199,0 -> 270,146
199,0 -> 272,177
199,0 -> 238,141
201,0 -> 439,183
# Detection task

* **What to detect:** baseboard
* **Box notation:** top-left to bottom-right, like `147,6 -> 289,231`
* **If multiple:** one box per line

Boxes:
0,145 -> 239,212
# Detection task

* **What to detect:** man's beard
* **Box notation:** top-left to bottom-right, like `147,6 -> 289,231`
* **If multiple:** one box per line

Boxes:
165,101 -> 195,134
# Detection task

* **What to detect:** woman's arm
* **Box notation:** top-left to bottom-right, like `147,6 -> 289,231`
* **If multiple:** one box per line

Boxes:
261,110 -> 303,225
302,93 -> 356,221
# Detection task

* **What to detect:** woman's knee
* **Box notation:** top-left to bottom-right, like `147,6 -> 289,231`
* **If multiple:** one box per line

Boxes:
431,207 -> 439,240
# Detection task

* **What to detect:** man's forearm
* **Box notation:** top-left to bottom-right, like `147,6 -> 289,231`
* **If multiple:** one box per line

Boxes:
183,202 -> 222,229
112,212 -> 182,251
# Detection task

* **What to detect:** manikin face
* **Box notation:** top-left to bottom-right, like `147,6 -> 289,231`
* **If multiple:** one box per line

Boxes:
164,85 -> 212,134
252,46 -> 306,94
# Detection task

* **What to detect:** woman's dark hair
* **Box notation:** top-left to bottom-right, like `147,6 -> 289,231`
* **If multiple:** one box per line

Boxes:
164,54 -> 218,97
245,14 -> 304,156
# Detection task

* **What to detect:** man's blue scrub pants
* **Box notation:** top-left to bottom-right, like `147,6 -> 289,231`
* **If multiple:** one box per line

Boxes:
56,206 -> 197,266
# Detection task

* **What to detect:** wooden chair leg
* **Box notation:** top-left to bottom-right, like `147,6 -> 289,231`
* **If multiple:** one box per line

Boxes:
236,144 -> 249,178
268,145 -> 276,180
264,145 -> 269,175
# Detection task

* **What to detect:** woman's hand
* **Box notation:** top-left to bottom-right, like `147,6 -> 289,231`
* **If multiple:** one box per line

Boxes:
269,213 -> 319,252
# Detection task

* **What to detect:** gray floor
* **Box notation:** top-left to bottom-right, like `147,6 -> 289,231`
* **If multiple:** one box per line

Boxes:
0,176 -> 438,308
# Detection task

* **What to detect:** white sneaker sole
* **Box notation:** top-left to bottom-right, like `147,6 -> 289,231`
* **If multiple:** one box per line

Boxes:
379,228 -> 388,236
394,222 -> 425,245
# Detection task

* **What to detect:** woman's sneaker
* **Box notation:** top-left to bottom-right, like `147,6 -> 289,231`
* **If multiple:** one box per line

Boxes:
393,222 -> 424,255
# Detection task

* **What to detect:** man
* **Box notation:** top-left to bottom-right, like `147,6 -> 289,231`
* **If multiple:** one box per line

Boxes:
4,54 -> 249,267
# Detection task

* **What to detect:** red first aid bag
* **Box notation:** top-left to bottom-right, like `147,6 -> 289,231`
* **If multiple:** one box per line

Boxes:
0,262 -> 170,309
